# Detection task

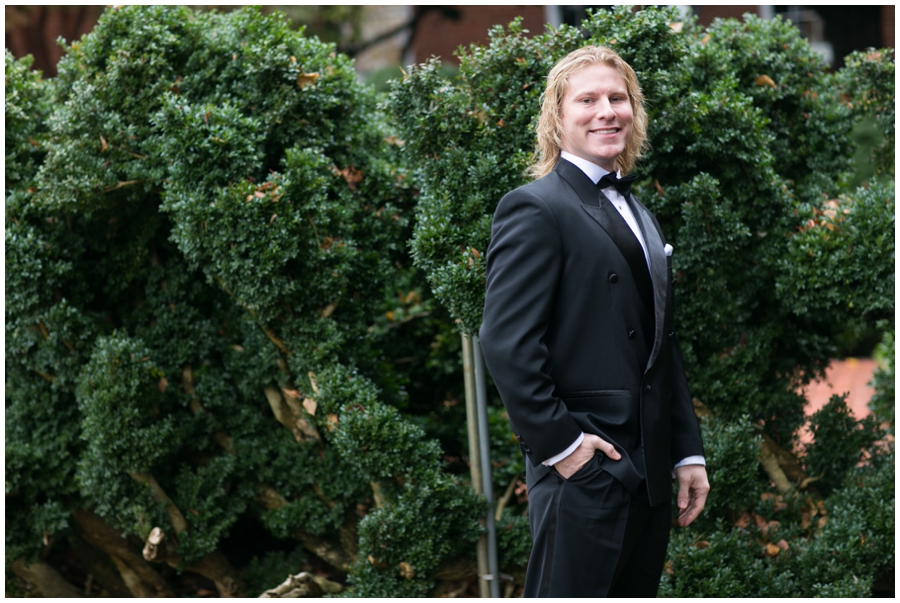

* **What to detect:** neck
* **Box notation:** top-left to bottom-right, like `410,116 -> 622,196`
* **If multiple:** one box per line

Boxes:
560,151 -> 619,183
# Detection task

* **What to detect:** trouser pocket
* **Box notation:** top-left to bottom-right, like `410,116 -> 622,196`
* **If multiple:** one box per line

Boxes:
525,459 -> 631,597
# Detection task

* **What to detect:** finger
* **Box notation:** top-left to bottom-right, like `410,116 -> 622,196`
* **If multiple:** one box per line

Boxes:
678,500 -> 701,527
689,485 -> 709,518
586,434 -> 620,460
678,487 -> 709,527
676,480 -> 690,511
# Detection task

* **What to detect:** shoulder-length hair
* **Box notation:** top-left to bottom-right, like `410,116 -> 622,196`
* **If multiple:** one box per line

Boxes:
529,45 -> 648,179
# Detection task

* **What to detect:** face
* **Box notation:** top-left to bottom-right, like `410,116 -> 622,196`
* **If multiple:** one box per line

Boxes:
558,62 -> 633,173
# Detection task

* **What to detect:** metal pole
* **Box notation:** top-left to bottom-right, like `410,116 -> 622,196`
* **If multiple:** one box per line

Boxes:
473,335 -> 501,598
462,333 -> 490,598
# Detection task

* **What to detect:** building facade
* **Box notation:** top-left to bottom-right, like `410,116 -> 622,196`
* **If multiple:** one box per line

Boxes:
5,5 -> 895,78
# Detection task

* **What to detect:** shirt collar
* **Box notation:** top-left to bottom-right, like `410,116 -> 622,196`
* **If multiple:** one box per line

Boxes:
560,151 -> 619,184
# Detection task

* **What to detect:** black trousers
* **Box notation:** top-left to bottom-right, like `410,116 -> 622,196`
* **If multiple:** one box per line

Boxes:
523,452 -> 672,598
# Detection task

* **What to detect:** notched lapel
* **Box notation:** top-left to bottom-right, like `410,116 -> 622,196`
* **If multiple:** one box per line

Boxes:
630,197 -> 668,372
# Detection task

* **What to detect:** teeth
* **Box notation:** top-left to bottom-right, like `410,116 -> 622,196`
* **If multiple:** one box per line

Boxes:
595,129 -> 617,134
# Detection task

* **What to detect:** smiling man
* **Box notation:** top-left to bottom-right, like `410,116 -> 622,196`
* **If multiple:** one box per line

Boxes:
480,46 -> 709,597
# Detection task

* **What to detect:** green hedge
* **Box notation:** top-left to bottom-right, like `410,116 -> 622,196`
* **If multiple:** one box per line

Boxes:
6,6 -> 480,597
389,6 -> 894,597
6,5 -> 894,597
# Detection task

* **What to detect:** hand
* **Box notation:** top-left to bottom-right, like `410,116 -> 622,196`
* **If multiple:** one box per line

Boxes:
674,464 -> 710,527
553,433 -> 620,479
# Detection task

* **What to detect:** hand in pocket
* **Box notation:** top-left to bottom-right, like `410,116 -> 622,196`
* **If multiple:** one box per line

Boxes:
553,433 -> 620,479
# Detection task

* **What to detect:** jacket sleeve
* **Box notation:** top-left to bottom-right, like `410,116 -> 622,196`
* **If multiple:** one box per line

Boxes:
647,208 -> 704,465
479,187 -> 583,465
665,269 -> 705,463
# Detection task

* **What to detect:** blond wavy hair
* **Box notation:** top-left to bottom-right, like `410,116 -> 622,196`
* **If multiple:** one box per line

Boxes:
529,45 -> 648,179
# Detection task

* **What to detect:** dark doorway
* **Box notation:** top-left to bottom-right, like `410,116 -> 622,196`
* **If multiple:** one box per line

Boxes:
776,6 -> 883,68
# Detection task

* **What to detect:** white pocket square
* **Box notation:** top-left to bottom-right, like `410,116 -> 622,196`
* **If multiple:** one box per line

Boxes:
664,244 -> 673,257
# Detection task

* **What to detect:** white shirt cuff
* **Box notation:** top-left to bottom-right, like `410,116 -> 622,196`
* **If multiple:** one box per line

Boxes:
674,455 -> 706,469
542,432 -> 584,466
672,455 -> 706,477
540,439 -> 706,472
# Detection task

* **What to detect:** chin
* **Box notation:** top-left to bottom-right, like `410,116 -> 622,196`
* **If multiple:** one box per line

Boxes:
590,149 -> 624,164
592,155 -> 622,169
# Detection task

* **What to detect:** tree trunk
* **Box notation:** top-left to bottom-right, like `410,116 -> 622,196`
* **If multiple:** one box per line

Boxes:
186,550 -> 245,597
259,571 -> 344,597
10,557 -> 84,598
69,535 -> 134,597
254,484 -> 356,571
71,508 -> 174,597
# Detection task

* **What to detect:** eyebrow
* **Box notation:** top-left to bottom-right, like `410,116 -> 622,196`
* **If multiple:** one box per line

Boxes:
568,85 -> 629,98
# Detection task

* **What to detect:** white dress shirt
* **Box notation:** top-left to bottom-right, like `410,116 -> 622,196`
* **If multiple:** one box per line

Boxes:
543,153 -> 705,471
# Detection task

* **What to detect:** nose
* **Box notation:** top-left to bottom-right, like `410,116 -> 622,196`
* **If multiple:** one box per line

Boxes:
595,97 -> 615,120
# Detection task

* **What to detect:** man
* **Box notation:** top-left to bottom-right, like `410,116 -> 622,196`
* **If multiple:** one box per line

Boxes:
479,46 -> 709,597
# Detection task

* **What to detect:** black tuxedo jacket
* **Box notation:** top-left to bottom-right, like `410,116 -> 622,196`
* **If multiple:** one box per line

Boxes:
480,159 -> 703,506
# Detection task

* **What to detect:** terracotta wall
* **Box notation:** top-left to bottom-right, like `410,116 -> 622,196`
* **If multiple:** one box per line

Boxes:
694,5 -> 762,27
5,6 -> 104,76
881,5 -> 895,48
408,5 -> 547,66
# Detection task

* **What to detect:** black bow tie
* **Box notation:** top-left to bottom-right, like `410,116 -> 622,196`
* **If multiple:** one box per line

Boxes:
598,172 -> 636,198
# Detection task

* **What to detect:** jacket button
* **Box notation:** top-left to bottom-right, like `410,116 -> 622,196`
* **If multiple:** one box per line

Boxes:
628,329 -> 635,339
643,385 -> 651,394
609,273 -> 618,283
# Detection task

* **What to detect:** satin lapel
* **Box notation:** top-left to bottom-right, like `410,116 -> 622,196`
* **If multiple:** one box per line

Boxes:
580,200 -> 620,244
555,158 -> 601,207
629,195 -> 668,372
555,159 -> 621,244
